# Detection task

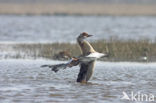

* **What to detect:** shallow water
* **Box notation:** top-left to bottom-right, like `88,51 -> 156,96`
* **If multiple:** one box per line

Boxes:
0,15 -> 156,43
0,59 -> 155,103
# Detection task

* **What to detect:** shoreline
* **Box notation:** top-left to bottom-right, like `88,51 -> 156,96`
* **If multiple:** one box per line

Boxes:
0,39 -> 155,62
1,13 -> 156,17
0,3 -> 156,16
1,58 -> 156,64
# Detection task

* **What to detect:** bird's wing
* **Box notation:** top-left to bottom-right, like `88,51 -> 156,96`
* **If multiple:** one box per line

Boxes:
77,52 -> 97,63
86,52 -> 107,58
78,56 -> 96,63
41,52 -> 104,73
41,58 -> 80,73
41,63 -> 67,72
77,60 -> 95,83
78,52 -> 108,63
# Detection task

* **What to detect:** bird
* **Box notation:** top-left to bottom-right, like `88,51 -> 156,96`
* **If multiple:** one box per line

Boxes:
140,48 -> 148,62
41,32 -> 108,83
76,32 -> 108,83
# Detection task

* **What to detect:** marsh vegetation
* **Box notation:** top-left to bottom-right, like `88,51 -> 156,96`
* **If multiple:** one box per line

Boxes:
1,39 -> 155,62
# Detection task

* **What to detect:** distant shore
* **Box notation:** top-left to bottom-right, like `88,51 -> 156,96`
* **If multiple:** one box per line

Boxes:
0,39 -> 156,62
0,3 -> 156,16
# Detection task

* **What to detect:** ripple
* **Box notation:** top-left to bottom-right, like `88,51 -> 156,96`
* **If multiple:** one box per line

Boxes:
0,59 -> 155,103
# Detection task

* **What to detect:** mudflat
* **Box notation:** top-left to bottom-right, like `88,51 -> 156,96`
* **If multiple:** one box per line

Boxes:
0,3 -> 156,15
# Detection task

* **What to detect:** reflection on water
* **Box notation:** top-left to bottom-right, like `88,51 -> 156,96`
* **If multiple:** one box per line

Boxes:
0,59 -> 155,103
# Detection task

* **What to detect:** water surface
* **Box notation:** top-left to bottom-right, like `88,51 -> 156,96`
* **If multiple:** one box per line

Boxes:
0,59 -> 155,103
0,15 -> 156,43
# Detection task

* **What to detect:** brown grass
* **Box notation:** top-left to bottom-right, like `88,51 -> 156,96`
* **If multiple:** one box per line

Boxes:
0,3 -> 156,15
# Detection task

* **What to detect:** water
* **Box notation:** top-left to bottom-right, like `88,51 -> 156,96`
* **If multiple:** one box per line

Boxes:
0,15 -> 156,43
0,15 -> 156,102
0,59 -> 155,103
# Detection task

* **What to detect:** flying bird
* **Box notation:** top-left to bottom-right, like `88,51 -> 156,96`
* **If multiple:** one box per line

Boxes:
41,32 -> 108,83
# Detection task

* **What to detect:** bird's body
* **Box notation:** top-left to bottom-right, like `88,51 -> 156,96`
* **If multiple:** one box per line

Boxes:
76,32 -> 97,83
77,61 -> 95,82
41,32 -> 108,83
77,40 -> 95,54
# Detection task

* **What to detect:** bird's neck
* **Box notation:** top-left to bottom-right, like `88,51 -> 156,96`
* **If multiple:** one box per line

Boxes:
77,39 -> 96,55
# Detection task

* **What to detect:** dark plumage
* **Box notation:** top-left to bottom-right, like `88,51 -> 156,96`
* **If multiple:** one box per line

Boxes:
77,63 -> 89,82
41,63 -> 67,72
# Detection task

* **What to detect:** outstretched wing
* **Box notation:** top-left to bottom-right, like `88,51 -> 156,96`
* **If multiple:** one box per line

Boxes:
41,63 -> 67,72
41,58 -> 80,73
86,52 -> 107,58
78,52 -> 108,63
41,52 -> 103,74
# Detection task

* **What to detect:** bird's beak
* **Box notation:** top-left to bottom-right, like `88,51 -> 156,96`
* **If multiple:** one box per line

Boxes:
87,35 -> 93,37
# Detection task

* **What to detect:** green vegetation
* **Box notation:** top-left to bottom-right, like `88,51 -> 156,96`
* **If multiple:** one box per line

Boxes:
2,39 -> 155,62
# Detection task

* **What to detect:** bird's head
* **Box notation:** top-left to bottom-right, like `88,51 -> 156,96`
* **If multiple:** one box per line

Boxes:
77,32 -> 93,41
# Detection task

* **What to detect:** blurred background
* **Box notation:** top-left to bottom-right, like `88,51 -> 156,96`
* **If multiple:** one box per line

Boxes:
0,0 -> 156,61
0,1 -> 156,103
0,0 -> 156,42
0,0 -> 156,16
